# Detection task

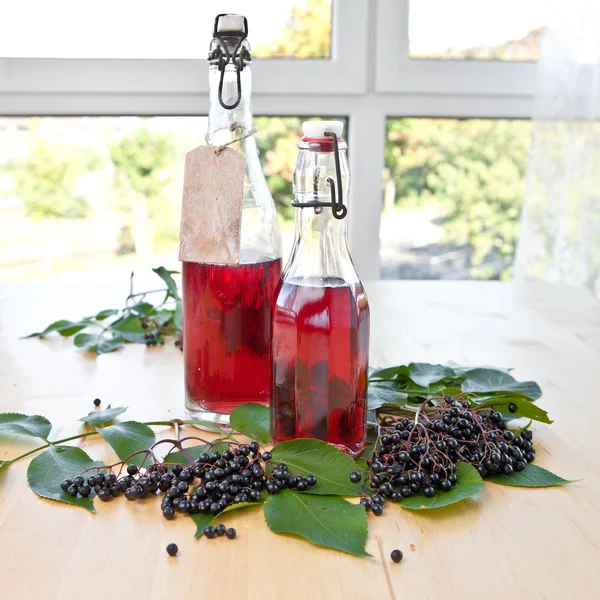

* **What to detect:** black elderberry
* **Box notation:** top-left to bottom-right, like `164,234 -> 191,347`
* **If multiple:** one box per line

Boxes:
508,403 -> 518,413
171,465 -> 183,476
66,484 -> 78,497
98,488 -> 112,502
204,526 -> 216,539
262,451 -> 272,461
162,506 -> 175,520
423,486 -> 435,498
226,528 -> 236,539
94,398 -> 101,407
73,476 -> 84,487
514,460 -> 527,471
209,502 -> 221,515
360,497 -> 372,511
296,480 -> 308,491
398,451 -> 410,463
127,464 -> 138,476
390,549 -> 403,563
166,543 -> 178,556
78,484 -> 91,497
177,481 -> 189,493
440,480 -> 452,492
60,479 -> 72,491
215,524 -> 226,537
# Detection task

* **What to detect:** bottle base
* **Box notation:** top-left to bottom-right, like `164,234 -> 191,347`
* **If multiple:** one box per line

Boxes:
185,396 -> 232,430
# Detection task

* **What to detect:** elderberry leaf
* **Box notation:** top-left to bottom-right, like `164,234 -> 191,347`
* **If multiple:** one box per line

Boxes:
368,385 -> 409,410
129,302 -> 155,317
264,491 -> 370,557
473,396 -> 552,424
94,309 -> 119,321
152,267 -> 180,298
79,405 -> 128,426
24,319 -> 91,339
230,403 -> 270,444
369,365 -> 412,381
166,442 -> 228,465
399,462 -> 484,510
462,368 -> 542,400
0,413 -> 52,441
111,314 -> 146,343
486,464 -> 575,487
408,363 -> 456,388
27,445 -> 103,512
74,333 -> 125,354
271,438 -> 360,496
190,512 -> 214,537
96,421 -> 156,467
192,501 -> 264,538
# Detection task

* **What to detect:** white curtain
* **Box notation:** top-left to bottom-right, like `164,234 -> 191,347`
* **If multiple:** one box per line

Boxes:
515,0 -> 600,298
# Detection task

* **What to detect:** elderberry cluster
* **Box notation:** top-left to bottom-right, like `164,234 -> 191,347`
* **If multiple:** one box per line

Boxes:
355,394 -> 536,516
61,442 -> 318,523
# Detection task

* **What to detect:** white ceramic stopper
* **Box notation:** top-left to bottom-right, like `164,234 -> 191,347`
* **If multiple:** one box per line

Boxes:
217,14 -> 245,33
302,120 -> 344,138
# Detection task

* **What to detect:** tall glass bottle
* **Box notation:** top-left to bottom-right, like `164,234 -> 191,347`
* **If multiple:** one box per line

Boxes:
271,121 -> 370,456
183,14 -> 282,425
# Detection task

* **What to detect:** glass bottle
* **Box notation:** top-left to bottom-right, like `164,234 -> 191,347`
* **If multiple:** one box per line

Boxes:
183,14 -> 282,425
271,121 -> 370,456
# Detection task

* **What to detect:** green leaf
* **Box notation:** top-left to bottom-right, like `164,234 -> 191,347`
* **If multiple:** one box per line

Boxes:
264,491 -> 370,557
74,333 -> 125,354
190,512 -> 215,538
129,302 -> 155,317
193,500 -> 265,537
368,385 -> 409,410
446,362 -> 511,376
271,438 -> 360,496
24,319 -> 90,339
474,396 -> 552,424
111,314 -> 146,343
462,368 -> 542,400
399,462 -> 484,510
166,442 -> 228,465
486,464 -> 575,487
230,403 -> 270,444
408,363 -> 456,388
95,309 -> 119,321
369,365 -> 411,381
96,421 -> 156,467
27,445 -> 103,512
153,266 -> 180,298
0,413 -> 52,441
79,405 -> 128,426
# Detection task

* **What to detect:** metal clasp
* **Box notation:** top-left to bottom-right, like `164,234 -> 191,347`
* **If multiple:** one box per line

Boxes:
291,131 -> 348,220
210,14 -> 251,110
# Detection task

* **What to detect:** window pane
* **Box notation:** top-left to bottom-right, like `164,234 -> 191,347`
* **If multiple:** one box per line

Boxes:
381,118 -> 531,280
0,115 -> 346,282
0,0 -> 332,59
409,0 -> 547,61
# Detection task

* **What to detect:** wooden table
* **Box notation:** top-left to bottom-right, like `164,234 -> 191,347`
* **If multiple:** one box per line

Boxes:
1,281 -> 599,600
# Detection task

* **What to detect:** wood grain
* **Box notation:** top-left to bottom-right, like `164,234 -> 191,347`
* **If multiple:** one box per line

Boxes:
0,281 -> 598,600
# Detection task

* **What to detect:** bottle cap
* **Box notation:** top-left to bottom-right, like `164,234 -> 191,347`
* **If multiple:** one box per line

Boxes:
216,14 -> 246,33
302,120 -> 344,139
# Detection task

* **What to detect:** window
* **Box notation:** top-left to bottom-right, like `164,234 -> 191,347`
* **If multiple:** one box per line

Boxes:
0,115 -> 346,282
409,0 -> 547,61
381,118 -> 531,281
0,0 -> 332,60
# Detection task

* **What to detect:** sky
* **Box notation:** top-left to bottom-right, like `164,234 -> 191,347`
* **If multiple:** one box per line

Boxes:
0,0 -> 547,60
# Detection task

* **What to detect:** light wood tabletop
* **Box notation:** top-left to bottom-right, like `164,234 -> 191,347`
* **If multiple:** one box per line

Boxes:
0,280 -> 599,600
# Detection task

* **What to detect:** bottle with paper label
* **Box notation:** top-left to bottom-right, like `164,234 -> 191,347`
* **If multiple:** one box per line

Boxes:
180,14 -> 282,425
270,121 -> 370,456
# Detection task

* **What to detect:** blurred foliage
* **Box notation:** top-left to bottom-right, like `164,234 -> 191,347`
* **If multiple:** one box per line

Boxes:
12,141 -> 100,219
386,119 -> 532,279
253,0 -> 331,59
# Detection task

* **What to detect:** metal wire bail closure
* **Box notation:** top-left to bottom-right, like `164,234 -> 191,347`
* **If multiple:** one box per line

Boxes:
211,14 -> 251,110
292,131 -> 347,219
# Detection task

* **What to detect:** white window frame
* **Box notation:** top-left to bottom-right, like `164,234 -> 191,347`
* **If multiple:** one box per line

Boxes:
0,0 -> 541,281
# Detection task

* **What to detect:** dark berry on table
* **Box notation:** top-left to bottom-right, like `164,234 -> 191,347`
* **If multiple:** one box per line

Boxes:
226,528 -> 237,539
215,524 -> 226,537
204,526 -> 216,539
166,543 -> 178,557
360,497 -> 372,511
162,506 -> 175,520
349,471 -> 361,484
94,398 -> 101,407
371,503 -> 383,516
98,488 -> 112,502
391,549 -> 403,563
127,464 -> 138,476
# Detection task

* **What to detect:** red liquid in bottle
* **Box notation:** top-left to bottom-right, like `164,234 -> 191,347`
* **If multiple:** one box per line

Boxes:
271,278 -> 370,456
183,258 -> 282,414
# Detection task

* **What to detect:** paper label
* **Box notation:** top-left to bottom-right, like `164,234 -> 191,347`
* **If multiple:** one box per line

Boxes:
179,145 -> 244,264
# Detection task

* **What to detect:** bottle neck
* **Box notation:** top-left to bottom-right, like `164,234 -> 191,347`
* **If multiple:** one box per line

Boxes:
207,64 -> 253,146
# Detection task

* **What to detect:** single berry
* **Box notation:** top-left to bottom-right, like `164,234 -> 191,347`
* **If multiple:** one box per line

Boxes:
391,549 -> 403,563
204,526 -> 216,539
98,488 -> 112,502
508,403 -> 518,414
94,398 -> 101,407
78,484 -> 91,497
162,506 -> 175,520
423,486 -> 435,498
60,479 -> 72,491
226,528 -> 237,539
371,503 -> 383,516
349,471 -> 361,484
127,464 -> 138,476
262,451 -> 272,462
73,476 -> 84,487
166,543 -> 178,557
66,485 -> 78,497
215,524 -> 226,537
